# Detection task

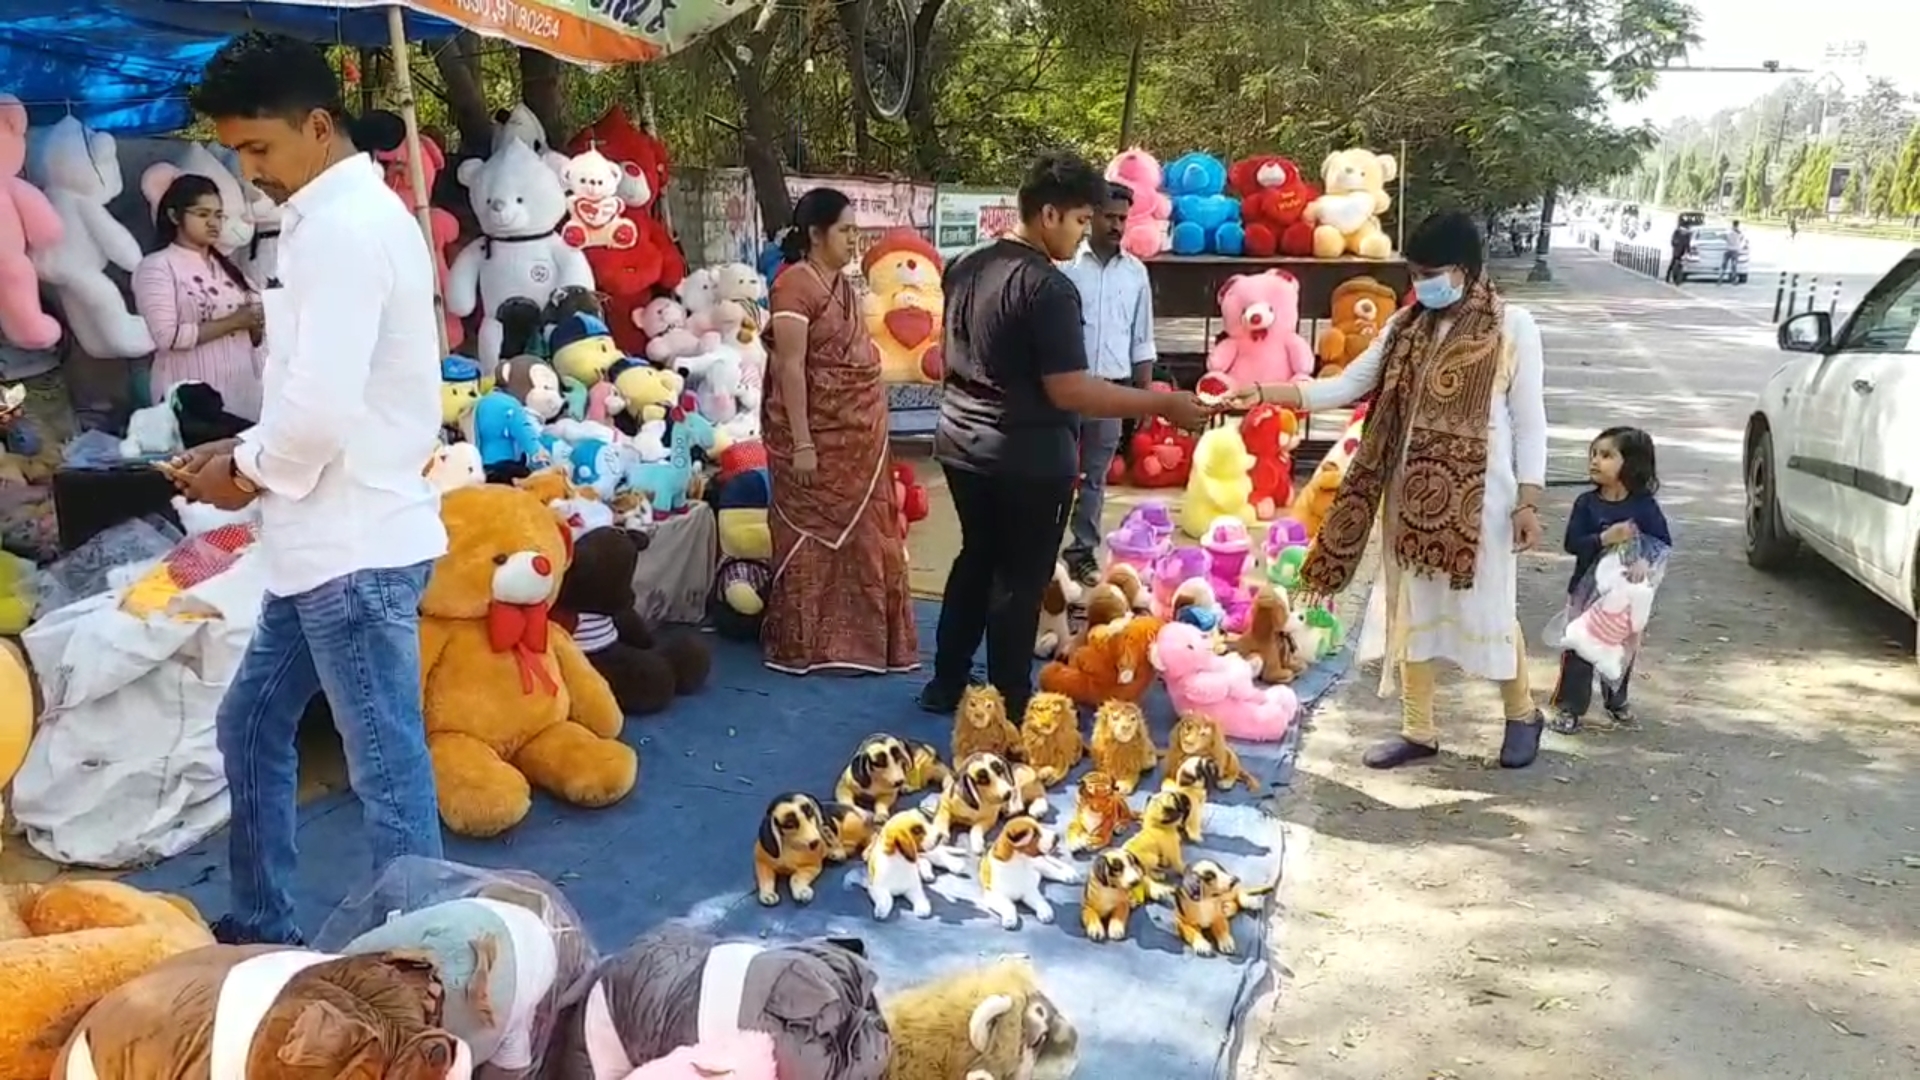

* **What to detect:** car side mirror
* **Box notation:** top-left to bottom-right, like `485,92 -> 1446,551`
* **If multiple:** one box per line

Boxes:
1777,311 -> 1832,354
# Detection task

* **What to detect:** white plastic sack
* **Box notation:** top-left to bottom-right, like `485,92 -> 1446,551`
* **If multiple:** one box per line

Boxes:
13,551 -> 266,867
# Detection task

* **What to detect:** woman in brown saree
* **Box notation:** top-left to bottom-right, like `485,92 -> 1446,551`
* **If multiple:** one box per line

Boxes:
761,188 -> 919,675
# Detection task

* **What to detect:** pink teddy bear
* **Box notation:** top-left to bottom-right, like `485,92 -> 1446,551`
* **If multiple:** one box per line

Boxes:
1150,620 -> 1298,742
0,94 -> 65,350
1205,270 -> 1314,392
638,295 -> 702,366
1106,149 -> 1171,259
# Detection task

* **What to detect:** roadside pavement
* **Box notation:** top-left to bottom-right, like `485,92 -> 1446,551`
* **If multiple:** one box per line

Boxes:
1249,247 -> 1920,1079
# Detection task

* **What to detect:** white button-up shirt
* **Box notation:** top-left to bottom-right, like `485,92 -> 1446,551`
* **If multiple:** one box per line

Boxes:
1059,243 -> 1156,380
233,154 -> 447,597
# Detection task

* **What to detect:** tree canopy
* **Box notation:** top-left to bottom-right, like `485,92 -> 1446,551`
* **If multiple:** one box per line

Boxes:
402,0 -> 1700,227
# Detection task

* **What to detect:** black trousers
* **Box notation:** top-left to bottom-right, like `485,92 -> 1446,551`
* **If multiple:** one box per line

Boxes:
1665,250 -> 1686,284
1550,649 -> 1633,717
932,464 -> 1075,709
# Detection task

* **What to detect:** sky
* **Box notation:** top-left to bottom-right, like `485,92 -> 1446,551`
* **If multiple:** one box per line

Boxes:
1609,0 -> 1920,128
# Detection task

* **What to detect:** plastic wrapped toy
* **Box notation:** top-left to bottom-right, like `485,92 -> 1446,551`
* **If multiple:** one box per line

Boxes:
313,856 -> 599,1079
1105,500 -> 1175,585
1547,536 -> 1669,683
1200,516 -> 1254,632
1148,546 -> 1210,620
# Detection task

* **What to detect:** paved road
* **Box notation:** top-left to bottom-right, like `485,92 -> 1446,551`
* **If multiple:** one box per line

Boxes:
1255,245 -> 1920,1079
1575,214 -> 1914,326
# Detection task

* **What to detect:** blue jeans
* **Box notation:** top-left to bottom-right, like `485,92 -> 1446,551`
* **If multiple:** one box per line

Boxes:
1064,415 -> 1123,565
216,561 -> 443,943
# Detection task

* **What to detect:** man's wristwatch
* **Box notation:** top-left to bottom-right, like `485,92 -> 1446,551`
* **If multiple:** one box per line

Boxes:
228,454 -> 258,494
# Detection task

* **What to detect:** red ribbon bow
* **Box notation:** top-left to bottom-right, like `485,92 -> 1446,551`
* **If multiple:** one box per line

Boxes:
487,600 -> 559,696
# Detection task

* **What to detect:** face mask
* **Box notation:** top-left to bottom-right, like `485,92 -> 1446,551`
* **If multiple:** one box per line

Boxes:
1413,273 -> 1463,309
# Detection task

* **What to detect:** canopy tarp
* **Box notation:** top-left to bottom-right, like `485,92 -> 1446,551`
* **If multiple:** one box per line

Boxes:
0,0 -> 756,135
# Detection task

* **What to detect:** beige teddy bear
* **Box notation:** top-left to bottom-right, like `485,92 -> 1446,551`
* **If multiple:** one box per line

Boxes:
1304,148 -> 1397,259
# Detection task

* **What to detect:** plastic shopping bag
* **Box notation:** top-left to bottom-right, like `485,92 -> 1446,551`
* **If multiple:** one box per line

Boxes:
1544,534 -> 1670,684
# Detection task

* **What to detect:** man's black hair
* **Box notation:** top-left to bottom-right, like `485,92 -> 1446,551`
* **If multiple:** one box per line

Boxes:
1107,182 -> 1135,205
190,32 -> 346,123
1402,209 -> 1484,279
1017,150 -> 1107,220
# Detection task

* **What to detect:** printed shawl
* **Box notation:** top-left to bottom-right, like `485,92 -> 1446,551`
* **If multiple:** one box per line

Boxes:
1299,276 -> 1506,594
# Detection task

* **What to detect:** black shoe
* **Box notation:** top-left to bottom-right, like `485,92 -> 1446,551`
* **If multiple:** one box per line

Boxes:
1362,737 -> 1439,769
916,677 -> 970,714
1065,554 -> 1101,588
1547,709 -> 1583,735
1604,706 -> 1638,729
1499,711 -> 1546,769
211,915 -> 306,947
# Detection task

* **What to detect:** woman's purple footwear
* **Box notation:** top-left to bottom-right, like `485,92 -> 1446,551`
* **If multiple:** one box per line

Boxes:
1499,711 -> 1546,768
1363,737 -> 1440,769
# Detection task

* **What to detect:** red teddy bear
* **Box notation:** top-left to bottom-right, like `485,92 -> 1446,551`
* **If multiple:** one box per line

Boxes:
1229,155 -> 1319,258
893,462 -> 929,543
566,106 -> 688,356
1127,422 -> 1195,489
1240,402 -> 1303,520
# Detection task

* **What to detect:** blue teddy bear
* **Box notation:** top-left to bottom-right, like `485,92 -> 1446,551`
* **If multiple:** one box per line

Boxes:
1165,152 -> 1246,256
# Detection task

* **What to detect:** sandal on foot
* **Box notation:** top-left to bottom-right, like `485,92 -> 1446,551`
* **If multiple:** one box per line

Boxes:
1362,737 -> 1440,769
1499,711 -> 1546,769
1547,709 -> 1583,735
1604,706 -> 1639,729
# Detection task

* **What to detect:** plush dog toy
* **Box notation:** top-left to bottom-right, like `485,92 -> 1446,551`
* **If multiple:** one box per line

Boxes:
0,881 -> 213,1080
420,484 -> 633,837
54,946 -> 472,1080
755,791 -> 832,906
546,923 -> 889,1080
1036,614 -> 1163,707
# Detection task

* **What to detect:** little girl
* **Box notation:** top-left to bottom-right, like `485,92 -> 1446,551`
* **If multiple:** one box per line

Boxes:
1549,427 -> 1671,733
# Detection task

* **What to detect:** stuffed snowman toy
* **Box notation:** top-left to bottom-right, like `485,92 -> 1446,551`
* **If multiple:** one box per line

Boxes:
1560,550 -> 1657,682
449,139 -> 595,368
25,118 -> 153,358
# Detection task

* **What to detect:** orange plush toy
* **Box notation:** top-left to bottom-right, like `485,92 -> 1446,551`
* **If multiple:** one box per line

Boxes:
1038,615 -> 1163,706
1317,276 -> 1398,378
1240,403 -> 1301,520
567,106 -> 687,357
421,483 -> 634,838
0,881 -> 213,1080
1229,155 -> 1318,258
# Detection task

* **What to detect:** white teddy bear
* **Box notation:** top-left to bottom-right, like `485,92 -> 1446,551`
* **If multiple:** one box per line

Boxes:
559,147 -> 636,250
1561,551 -> 1659,683
448,139 -> 595,369
492,102 -> 571,180
25,118 -> 153,358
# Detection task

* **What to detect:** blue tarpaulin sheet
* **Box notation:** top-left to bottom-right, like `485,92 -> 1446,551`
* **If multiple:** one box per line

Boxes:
0,1 -> 463,134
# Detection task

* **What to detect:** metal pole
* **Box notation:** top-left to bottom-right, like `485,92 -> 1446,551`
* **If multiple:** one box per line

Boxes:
385,5 -> 449,357
1772,270 -> 1787,322
1806,275 -> 1818,317
1829,278 -> 1841,315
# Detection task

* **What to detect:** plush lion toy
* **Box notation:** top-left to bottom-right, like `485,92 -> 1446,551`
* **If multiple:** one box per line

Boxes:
1036,615 -> 1163,707
422,483 -> 634,837
1303,148 -> 1397,259
1317,276 -> 1399,378
0,881 -> 213,1080
882,957 -> 1078,1080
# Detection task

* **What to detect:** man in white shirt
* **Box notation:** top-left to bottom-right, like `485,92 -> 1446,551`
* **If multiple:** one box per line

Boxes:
170,33 -> 448,946
1720,220 -> 1749,283
1057,183 -> 1157,584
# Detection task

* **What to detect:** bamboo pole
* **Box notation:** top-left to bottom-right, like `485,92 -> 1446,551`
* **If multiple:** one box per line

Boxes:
386,5 -> 450,357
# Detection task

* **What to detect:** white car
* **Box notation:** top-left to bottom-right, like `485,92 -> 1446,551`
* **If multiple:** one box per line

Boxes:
1746,250 -> 1920,644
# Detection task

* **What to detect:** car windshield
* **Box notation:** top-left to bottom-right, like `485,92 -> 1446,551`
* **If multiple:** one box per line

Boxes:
1693,229 -> 1727,244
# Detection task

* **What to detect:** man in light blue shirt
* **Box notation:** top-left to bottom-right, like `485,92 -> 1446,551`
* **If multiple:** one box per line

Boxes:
1058,183 -> 1157,584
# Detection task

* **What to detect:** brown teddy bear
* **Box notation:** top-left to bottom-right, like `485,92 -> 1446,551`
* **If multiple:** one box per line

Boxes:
422,483 -> 635,837
1,881 -> 214,1080
1316,275 -> 1398,378
552,524 -> 712,716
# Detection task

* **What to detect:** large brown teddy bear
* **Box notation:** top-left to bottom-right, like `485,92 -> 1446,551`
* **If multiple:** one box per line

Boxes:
1316,276 -> 1399,378
422,483 -> 635,838
552,524 -> 712,716
0,880 -> 213,1080
1303,148 -> 1397,259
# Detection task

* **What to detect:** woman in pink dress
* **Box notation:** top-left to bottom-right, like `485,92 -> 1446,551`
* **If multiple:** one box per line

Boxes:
132,174 -> 265,419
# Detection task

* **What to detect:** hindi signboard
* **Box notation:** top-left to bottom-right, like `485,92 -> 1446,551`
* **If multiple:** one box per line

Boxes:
934,187 -> 1018,258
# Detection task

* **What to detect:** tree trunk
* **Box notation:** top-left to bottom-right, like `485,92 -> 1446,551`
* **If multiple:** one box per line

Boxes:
903,0 -> 948,176
433,33 -> 495,154
735,51 -> 794,234
836,0 -> 874,166
1118,32 -> 1145,150
518,48 -> 567,146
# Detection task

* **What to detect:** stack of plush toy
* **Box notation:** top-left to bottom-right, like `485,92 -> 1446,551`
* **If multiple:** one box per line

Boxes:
1104,145 -> 1400,259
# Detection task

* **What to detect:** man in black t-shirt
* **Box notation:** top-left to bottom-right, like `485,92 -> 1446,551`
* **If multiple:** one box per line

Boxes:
1666,222 -> 1691,284
919,151 -> 1214,715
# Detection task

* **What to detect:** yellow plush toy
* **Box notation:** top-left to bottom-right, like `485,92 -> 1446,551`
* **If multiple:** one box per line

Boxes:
611,361 -> 686,423
0,640 -> 29,856
1304,148 -> 1398,259
421,483 -> 635,838
0,880 -> 213,1080
1180,421 -> 1256,539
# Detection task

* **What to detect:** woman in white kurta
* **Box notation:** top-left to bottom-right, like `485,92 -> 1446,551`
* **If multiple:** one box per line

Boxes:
1237,211 -> 1549,769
